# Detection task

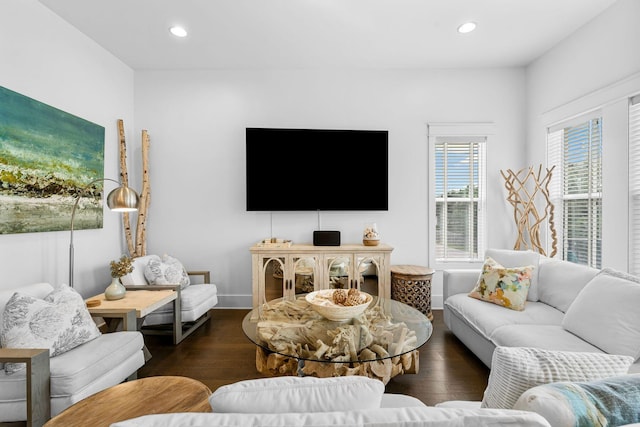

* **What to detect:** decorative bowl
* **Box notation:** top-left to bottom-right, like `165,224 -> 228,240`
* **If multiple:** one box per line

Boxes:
305,289 -> 373,321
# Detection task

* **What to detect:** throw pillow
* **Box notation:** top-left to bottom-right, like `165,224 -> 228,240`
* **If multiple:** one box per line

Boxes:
120,254 -> 161,286
485,249 -> 541,302
144,254 -> 190,289
209,376 -> 384,413
0,284 -> 102,374
514,374 -> 640,427
562,268 -> 640,360
481,346 -> 634,410
468,257 -> 534,311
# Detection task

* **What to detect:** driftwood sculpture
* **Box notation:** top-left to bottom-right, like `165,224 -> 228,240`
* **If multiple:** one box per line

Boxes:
117,119 -> 151,257
500,165 -> 557,257
253,297 -> 419,384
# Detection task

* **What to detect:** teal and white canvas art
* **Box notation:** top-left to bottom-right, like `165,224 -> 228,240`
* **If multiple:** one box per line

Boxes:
0,86 -> 105,234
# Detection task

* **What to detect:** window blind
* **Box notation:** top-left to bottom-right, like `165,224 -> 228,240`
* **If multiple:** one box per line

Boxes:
434,138 -> 486,261
547,117 -> 602,268
629,96 -> 640,274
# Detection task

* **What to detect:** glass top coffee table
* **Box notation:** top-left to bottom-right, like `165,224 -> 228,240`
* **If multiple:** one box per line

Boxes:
242,294 -> 432,384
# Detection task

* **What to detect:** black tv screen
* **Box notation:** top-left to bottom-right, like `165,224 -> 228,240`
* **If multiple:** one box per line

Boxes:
246,128 -> 388,211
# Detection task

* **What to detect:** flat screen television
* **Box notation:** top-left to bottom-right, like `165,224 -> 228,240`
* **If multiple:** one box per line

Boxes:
246,127 -> 388,211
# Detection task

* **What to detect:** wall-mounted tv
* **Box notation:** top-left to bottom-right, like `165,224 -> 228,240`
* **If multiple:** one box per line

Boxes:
246,127 -> 388,211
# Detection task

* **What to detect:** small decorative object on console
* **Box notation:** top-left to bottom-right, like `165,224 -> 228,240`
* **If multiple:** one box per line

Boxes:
106,255 -> 133,300
306,289 -> 373,321
363,223 -> 380,246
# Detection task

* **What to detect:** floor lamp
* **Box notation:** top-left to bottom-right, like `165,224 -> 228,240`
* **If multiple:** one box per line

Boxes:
69,178 -> 139,288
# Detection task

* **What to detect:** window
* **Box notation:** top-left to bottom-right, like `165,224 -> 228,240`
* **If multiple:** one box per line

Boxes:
433,137 -> 486,261
547,116 -> 602,268
629,96 -> 640,275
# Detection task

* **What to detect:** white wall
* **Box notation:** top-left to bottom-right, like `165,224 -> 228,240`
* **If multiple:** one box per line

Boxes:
134,67 -> 526,308
526,0 -> 640,271
0,0 -> 135,297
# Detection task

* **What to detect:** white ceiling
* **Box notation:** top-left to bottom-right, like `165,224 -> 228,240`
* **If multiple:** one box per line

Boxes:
39,0 -> 618,70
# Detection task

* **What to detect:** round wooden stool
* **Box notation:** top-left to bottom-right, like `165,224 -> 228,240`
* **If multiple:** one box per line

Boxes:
44,376 -> 211,427
390,265 -> 435,321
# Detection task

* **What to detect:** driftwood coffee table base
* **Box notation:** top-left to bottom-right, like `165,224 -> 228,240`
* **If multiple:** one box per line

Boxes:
255,347 -> 419,384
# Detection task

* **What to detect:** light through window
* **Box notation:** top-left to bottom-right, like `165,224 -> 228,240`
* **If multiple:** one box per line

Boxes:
434,139 -> 486,261
547,117 -> 602,268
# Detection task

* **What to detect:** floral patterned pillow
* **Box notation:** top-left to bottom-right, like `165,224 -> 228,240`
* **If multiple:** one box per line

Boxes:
468,257 -> 534,311
0,285 -> 102,374
144,254 -> 190,289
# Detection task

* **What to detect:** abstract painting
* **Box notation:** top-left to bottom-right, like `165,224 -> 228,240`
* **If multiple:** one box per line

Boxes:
0,86 -> 105,234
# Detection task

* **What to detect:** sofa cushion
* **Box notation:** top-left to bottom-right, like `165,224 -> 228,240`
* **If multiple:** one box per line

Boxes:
380,393 -> 427,408
513,374 -> 640,427
562,268 -> 640,360
120,255 -> 161,286
468,257 -> 534,311
536,257 -> 599,313
485,249 -> 541,301
142,284 -> 218,325
1,285 -> 101,374
445,294 -> 563,340
481,346 -> 634,410
144,254 -> 190,289
491,324 -> 606,354
209,376 -> 384,413
110,406 -> 552,427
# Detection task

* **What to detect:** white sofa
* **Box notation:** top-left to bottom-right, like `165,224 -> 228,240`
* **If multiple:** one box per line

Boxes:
110,376 -> 551,427
0,282 -> 145,425
443,248 -> 640,373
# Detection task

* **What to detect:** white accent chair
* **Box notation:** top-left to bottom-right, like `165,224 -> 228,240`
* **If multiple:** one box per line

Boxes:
0,282 -> 145,427
120,255 -> 218,344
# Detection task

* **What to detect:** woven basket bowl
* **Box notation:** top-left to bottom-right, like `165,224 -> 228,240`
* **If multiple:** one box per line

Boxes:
305,289 -> 373,321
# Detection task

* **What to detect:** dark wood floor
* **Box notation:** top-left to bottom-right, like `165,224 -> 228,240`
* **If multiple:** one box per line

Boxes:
138,308 -> 489,405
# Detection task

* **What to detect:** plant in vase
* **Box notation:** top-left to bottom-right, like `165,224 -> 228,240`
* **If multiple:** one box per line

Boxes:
106,255 -> 133,300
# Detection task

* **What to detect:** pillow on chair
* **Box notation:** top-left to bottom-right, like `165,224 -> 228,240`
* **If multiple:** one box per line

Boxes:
144,254 -> 190,289
120,254 -> 161,286
0,284 -> 101,374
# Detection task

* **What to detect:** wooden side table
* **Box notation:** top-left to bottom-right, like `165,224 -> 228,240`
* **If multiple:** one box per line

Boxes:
86,288 -> 179,361
44,376 -> 211,427
390,265 -> 435,321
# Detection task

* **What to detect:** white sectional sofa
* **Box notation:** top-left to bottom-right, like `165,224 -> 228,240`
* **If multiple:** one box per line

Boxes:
443,248 -> 640,373
111,376 -> 551,427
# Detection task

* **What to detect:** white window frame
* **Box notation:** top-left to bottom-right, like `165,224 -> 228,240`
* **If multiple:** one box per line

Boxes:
546,113 -> 603,268
428,123 -> 492,269
629,95 -> 640,275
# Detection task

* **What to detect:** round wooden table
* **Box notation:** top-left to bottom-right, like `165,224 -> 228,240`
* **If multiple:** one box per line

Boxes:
44,376 -> 211,427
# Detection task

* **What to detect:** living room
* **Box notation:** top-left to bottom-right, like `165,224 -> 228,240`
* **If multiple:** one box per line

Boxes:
2,0 -> 640,425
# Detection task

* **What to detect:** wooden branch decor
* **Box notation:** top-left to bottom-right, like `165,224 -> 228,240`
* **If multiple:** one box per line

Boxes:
500,165 -> 557,257
117,119 -> 151,258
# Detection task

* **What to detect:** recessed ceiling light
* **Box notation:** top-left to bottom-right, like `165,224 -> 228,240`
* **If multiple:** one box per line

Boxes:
169,26 -> 188,38
457,22 -> 477,34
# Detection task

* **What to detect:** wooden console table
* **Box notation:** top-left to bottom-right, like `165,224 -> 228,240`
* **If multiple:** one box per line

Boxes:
250,243 -> 393,319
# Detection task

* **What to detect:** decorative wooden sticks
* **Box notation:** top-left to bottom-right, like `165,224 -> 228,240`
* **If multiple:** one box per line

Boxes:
500,165 -> 557,257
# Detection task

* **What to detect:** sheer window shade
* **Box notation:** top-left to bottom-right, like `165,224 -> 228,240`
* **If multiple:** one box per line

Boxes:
629,96 -> 640,275
547,117 -> 602,268
434,138 -> 486,261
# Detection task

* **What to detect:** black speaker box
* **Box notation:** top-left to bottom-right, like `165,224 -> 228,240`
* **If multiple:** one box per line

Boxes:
313,230 -> 341,246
